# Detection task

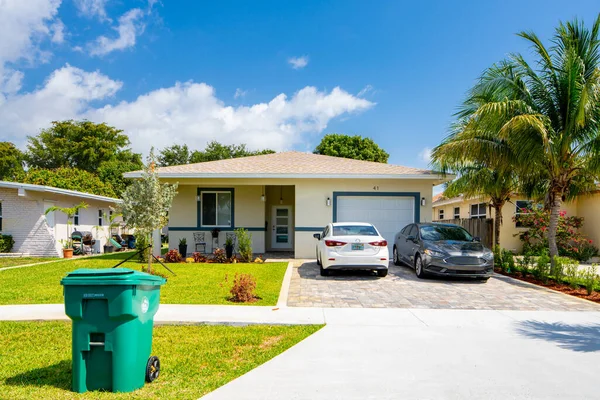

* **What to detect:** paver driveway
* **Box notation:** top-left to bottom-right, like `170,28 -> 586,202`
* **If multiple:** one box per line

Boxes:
287,261 -> 600,311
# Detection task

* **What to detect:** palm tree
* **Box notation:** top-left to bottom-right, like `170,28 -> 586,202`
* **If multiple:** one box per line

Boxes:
439,16 -> 600,263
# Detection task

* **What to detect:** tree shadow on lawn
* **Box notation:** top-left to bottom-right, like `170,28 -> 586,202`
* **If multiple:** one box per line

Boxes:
5,360 -> 71,390
515,320 -> 600,352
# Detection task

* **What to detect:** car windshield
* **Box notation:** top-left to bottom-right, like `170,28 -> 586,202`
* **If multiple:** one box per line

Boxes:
419,225 -> 473,241
332,225 -> 378,236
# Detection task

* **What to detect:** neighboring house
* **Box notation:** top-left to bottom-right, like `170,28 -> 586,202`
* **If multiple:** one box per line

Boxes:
124,151 -> 450,258
0,181 -> 122,257
432,193 -> 600,252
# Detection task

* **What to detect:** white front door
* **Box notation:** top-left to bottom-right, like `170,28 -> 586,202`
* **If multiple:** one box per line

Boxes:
271,206 -> 292,249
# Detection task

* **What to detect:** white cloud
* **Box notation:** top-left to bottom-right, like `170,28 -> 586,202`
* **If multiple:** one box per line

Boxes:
50,20 -> 65,44
89,8 -> 144,56
0,0 -> 61,93
419,147 -> 432,164
357,84 -> 373,97
1,66 -> 374,154
288,55 -> 309,70
74,0 -> 110,21
234,88 -> 247,99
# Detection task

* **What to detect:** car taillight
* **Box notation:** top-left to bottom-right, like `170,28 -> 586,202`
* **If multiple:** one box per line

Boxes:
325,240 -> 347,247
369,240 -> 388,246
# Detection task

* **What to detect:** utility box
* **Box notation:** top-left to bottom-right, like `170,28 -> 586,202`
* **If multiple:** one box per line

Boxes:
61,268 -> 166,393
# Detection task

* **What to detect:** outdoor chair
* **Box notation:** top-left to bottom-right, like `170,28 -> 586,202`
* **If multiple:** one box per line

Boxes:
194,232 -> 207,253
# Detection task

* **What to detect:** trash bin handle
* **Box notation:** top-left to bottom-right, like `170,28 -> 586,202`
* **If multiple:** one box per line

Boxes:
89,341 -> 105,346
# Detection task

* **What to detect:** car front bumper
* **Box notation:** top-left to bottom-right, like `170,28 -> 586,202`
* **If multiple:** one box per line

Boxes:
422,254 -> 494,277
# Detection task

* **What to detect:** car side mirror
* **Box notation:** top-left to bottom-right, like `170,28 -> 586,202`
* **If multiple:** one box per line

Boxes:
406,235 -> 416,243
313,233 -> 321,240
472,236 -> 481,242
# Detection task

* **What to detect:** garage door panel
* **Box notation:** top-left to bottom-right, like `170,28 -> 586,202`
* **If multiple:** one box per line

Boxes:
336,195 -> 415,256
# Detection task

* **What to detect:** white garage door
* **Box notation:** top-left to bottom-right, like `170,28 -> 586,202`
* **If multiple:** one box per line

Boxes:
336,196 -> 415,256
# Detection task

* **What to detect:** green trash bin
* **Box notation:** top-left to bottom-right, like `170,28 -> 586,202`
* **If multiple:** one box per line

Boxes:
61,268 -> 166,393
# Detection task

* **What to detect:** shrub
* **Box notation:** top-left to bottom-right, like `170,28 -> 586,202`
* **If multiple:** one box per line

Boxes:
142,266 -> 169,279
565,263 -> 579,289
515,208 -> 598,261
493,245 -> 502,268
501,249 -> 515,273
533,251 -> 550,283
580,265 -> 598,295
235,228 -> 253,262
552,256 -> 569,282
164,249 -> 182,263
521,253 -> 532,277
0,234 -> 15,253
228,273 -> 258,302
212,248 -> 227,263
192,252 -> 207,263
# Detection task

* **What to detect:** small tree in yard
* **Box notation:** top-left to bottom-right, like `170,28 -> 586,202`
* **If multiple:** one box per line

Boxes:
120,149 -> 177,272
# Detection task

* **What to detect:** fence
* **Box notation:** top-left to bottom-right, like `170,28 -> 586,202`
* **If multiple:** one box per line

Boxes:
433,218 -> 494,248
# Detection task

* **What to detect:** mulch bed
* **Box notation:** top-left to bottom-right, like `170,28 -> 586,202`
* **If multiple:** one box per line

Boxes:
495,269 -> 600,304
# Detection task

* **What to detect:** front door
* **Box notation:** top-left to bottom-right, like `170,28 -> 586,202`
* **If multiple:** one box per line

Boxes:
271,206 -> 292,249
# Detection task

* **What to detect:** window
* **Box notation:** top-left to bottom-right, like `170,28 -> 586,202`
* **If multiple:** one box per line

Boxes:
470,203 -> 487,219
201,191 -> 232,227
515,200 -> 534,227
408,225 -> 418,238
438,209 -> 445,220
332,225 -> 378,236
419,225 -> 473,241
98,210 -> 103,226
0,202 -> 2,231
74,208 -> 80,226
454,207 -> 460,219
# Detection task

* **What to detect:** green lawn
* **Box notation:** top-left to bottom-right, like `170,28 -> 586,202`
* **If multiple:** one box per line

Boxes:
0,257 -> 58,269
0,252 -> 288,306
0,321 -> 322,399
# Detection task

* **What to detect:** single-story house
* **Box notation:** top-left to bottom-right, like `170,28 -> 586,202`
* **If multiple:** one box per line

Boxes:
0,181 -> 122,257
432,193 -> 600,252
125,151 -> 449,258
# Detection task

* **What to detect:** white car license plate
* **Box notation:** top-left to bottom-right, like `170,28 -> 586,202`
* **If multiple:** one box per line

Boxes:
351,243 -> 364,251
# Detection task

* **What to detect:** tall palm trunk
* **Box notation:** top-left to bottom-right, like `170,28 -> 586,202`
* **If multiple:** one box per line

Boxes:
493,203 -> 503,247
548,195 -> 561,265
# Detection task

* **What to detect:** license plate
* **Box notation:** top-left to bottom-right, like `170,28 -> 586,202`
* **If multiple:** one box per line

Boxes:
351,243 -> 364,251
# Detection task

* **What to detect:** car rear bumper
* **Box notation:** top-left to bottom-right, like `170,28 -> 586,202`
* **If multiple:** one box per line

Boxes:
423,255 -> 493,277
322,252 -> 389,270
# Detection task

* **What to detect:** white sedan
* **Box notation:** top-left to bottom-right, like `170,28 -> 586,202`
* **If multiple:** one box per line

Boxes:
313,222 -> 389,277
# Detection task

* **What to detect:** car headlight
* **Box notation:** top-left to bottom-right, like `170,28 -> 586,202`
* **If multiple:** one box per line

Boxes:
482,251 -> 494,261
424,249 -> 447,258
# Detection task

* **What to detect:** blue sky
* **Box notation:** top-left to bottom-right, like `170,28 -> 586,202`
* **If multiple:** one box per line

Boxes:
1,0 -> 599,171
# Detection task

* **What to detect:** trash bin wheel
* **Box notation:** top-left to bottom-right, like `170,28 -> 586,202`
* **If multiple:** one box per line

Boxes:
146,356 -> 160,382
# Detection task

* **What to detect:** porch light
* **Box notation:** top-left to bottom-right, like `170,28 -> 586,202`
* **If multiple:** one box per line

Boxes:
260,194 -> 265,202
279,186 -> 283,204
196,195 -> 201,201
421,197 -> 426,206
326,197 -> 331,206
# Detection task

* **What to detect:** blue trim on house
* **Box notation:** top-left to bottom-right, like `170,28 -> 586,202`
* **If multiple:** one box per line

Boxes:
197,187 -> 235,228
169,227 -> 265,232
295,227 -> 324,232
332,191 -> 421,223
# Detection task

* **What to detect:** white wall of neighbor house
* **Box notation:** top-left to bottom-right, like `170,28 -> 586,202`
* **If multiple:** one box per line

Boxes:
164,178 -> 434,259
0,188 -> 120,257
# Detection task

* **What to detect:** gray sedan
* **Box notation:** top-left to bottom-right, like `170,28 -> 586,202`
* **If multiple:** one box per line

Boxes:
393,223 -> 494,281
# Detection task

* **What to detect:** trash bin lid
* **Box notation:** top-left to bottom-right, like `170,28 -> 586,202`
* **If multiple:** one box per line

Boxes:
61,268 -> 166,286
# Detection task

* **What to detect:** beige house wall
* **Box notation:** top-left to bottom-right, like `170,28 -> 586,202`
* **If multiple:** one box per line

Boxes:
166,178 -> 434,259
576,192 -> 600,248
432,195 -> 579,252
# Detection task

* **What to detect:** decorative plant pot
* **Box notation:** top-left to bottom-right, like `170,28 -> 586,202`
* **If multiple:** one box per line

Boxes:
225,245 -> 234,259
178,244 -> 188,257
63,248 -> 74,259
103,245 -> 114,254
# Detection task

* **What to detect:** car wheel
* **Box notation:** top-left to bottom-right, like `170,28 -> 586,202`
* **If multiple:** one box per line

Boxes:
415,255 -> 427,279
316,250 -> 322,266
320,265 -> 329,276
377,269 -> 388,277
393,246 -> 401,266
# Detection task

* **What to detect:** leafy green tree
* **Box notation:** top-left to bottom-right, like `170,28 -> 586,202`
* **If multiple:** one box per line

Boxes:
189,141 -> 275,163
158,144 -> 192,166
97,158 -> 143,197
120,149 -> 178,271
0,142 -> 25,180
15,168 -> 117,198
26,120 -> 141,173
438,16 -> 600,263
314,134 -> 389,163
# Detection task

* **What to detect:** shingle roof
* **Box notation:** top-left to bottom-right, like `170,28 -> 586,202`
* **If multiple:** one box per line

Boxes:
125,151 -> 444,179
